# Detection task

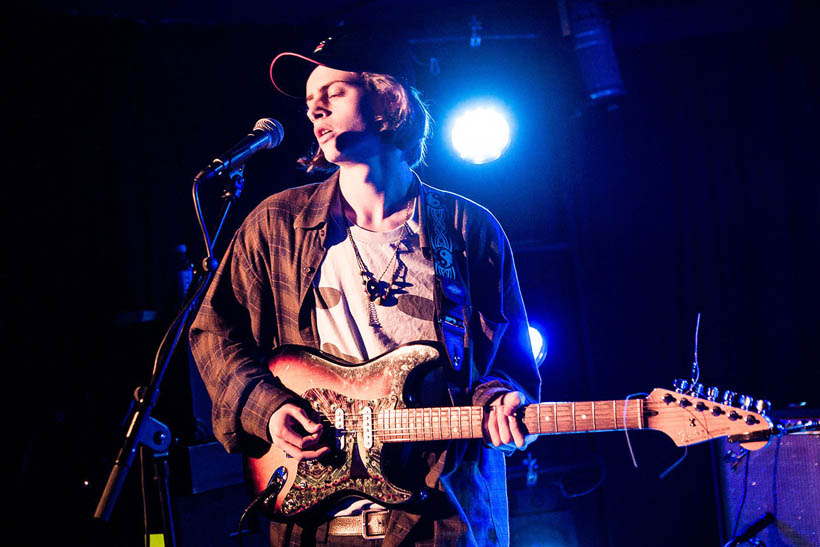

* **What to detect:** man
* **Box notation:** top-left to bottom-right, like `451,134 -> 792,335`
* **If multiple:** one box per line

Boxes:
189,28 -> 541,546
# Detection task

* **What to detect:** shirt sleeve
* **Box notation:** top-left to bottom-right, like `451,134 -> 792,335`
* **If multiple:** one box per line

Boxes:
188,213 -> 297,453
467,206 -> 541,411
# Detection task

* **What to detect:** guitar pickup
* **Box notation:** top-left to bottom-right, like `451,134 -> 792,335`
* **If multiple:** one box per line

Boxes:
335,407 -> 346,449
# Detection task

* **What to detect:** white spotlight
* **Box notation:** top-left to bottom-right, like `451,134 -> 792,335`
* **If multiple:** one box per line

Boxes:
529,326 -> 548,367
450,105 -> 511,164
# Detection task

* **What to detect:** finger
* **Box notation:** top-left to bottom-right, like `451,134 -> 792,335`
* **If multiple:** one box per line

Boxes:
497,411 -> 513,446
270,409 -> 314,448
274,437 -> 304,459
486,408 -> 501,446
300,445 -> 331,460
272,419 -> 308,448
501,391 -> 522,411
292,407 -> 323,434
508,415 -> 525,448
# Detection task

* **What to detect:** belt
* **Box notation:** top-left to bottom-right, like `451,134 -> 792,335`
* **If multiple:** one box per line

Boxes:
327,509 -> 389,540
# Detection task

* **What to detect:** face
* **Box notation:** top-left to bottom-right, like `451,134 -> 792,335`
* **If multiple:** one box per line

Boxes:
305,65 -> 382,165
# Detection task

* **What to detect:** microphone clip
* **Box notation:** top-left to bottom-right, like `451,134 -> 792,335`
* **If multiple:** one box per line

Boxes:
219,166 -> 245,203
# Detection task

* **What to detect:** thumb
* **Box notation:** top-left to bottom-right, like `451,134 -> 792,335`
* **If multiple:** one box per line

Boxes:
292,407 -> 322,433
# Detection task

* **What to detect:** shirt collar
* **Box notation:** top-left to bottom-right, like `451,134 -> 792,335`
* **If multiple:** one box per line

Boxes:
293,170 -> 341,229
292,169 -> 434,254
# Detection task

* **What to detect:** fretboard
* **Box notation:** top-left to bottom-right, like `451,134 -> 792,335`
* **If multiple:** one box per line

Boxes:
375,400 -> 644,443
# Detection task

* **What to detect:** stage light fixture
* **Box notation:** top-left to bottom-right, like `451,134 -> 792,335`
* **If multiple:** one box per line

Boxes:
449,104 -> 511,164
528,325 -> 548,367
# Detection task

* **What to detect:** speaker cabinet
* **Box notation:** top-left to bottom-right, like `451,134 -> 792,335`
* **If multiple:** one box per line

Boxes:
716,434 -> 819,547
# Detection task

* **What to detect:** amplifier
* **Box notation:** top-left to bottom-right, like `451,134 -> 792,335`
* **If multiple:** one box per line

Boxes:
716,431 -> 819,547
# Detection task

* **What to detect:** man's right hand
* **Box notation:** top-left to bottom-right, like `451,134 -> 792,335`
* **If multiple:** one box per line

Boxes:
268,403 -> 330,459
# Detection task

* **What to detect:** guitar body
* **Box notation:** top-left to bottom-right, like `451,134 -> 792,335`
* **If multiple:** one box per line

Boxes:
245,341 -> 449,521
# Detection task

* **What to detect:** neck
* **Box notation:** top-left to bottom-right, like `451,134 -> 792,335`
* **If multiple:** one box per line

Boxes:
337,152 -> 416,232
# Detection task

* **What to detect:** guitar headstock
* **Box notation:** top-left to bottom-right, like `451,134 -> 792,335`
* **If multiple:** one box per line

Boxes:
645,387 -> 773,451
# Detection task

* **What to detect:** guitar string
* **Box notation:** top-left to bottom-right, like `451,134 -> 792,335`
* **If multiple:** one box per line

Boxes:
305,410 -> 643,438
308,406 -> 645,432
308,402 -> 643,430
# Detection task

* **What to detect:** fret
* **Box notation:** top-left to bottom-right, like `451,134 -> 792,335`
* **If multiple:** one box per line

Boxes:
552,403 -> 558,433
571,402 -> 576,432
612,400 -> 618,429
592,402 -> 598,431
637,399 -> 644,430
536,402 -> 542,434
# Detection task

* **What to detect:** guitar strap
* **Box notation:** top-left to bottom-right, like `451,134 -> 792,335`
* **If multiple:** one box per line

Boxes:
420,184 -> 471,404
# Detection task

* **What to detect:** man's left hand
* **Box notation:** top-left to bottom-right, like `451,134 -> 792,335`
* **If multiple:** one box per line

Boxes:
484,391 -> 538,450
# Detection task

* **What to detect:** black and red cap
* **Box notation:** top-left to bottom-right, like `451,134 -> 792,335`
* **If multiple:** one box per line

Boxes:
269,27 -> 416,98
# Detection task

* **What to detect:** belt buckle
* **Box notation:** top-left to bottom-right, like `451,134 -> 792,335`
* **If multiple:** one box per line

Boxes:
361,509 -> 387,540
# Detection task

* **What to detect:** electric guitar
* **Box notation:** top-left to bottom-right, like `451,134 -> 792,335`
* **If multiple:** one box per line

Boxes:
246,341 -> 773,521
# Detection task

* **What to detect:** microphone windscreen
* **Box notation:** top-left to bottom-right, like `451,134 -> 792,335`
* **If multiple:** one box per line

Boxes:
254,118 -> 284,148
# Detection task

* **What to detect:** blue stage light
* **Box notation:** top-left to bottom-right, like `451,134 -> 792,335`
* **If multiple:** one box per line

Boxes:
528,326 -> 548,367
449,104 -> 511,164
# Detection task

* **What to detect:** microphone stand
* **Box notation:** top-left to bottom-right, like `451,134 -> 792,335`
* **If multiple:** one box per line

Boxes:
94,168 -> 246,547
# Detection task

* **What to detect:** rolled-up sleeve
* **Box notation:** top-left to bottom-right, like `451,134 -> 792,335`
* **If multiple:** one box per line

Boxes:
188,214 -> 296,453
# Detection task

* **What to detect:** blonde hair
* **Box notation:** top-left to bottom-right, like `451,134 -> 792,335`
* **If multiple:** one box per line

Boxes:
298,72 -> 432,173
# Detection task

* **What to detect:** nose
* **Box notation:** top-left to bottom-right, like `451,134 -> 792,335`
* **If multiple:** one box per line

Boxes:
308,100 -> 329,121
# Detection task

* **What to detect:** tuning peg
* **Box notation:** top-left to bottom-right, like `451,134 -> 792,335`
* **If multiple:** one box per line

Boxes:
722,390 -> 737,406
674,379 -> 689,394
691,383 -> 705,398
707,387 -> 720,402
739,395 -> 753,411
755,399 -> 771,415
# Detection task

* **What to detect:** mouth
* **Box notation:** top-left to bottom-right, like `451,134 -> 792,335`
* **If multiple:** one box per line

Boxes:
316,128 -> 333,142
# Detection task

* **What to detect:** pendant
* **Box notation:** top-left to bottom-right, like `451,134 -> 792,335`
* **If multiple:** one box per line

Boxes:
366,278 -> 379,301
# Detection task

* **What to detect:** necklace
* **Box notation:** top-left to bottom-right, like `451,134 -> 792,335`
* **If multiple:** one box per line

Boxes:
345,198 -> 415,327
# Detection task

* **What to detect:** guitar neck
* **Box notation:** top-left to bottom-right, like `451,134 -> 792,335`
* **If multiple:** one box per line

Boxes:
376,399 -> 644,443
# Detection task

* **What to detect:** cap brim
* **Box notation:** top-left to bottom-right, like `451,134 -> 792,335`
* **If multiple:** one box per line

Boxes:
269,52 -> 323,99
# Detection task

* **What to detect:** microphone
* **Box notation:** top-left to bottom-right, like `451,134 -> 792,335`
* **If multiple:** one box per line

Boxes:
195,118 -> 284,182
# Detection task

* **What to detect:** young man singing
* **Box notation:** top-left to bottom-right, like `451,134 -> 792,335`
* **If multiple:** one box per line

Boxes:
189,28 -> 541,546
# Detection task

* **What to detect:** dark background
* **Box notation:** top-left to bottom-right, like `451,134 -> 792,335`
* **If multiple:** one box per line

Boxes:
12,1 -> 818,545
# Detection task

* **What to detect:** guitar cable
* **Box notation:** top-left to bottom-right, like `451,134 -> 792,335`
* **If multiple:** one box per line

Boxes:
653,313 -> 701,479
235,466 -> 288,547
729,453 -> 751,541
623,392 -> 647,469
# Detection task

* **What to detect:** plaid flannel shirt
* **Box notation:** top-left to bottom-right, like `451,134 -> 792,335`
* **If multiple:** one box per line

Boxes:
189,171 -> 540,546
